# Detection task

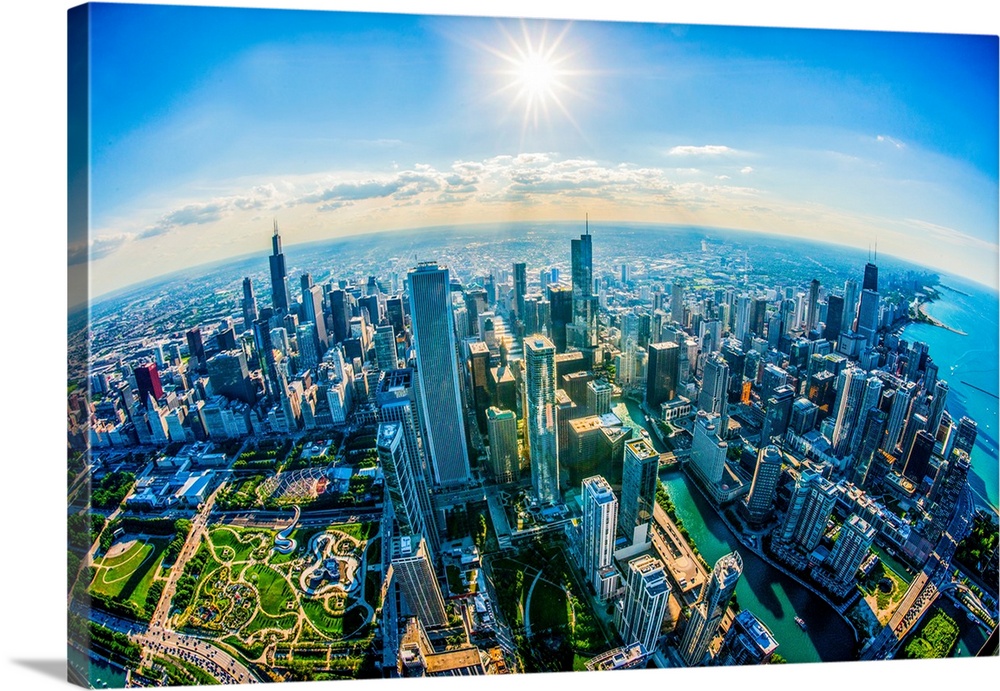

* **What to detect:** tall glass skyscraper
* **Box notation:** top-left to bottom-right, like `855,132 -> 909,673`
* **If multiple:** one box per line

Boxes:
408,263 -> 471,486
619,439 -> 659,542
525,335 -> 559,503
680,551 -> 743,666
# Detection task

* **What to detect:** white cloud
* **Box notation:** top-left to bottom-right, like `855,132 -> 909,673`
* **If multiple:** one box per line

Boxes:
667,145 -> 738,156
740,166 -> 754,174
876,134 -> 906,149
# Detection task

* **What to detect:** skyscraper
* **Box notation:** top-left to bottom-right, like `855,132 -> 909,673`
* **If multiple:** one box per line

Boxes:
525,336 -> 559,503
856,288 -> 880,346
863,261 -> 878,292
468,341 -> 492,433
570,227 -> 598,348
619,439 -> 659,542
241,276 -> 258,332
134,362 -> 163,406
374,324 -> 398,372
408,263 -> 471,486
843,278 -> 859,331
698,353 -> 729,418
391,534 -> 447,628
670,281 -> 685,324
953,416 -> 978,455
547,284 -> 573,353
486,407 -> 519,483
806,279 -> 820,332
300,275 -> 328,352
513,262 -> 527,322
618,555 -> 670,653
207,350 -> 256,404
718,610 -> 779,665
581,476 -> 619,601
379,422 -> 431,539
744,445 -> 783,523
827,514 -> 875,584
377,369 -> 438,549
646,341 -> 679,409
186,327 -> 207,374
680,551 -> 743,666
902,429 -> 936,483
831,366 -> 866,458
825,294 -> 844,344
779,470 -> 837,552
329,288 -> 351,344
269,221 -> 292,315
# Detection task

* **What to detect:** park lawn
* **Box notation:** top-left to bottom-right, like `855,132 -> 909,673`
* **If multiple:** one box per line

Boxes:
242,608 -> 300,637
210,526 -> 272,563
91,538 -> 170,611
529,578 -> 570,631
302,597 -> 345,638
245,564 -> 297,615
860,561 -> 910,624
220,635 -> 266,663
334,522 -> 372,541
488,557 -> 528,628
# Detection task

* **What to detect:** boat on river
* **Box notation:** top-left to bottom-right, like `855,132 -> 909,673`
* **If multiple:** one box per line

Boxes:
795,616 -> 808,630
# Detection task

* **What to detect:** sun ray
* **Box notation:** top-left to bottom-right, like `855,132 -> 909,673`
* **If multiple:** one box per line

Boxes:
476,19 -> 589,143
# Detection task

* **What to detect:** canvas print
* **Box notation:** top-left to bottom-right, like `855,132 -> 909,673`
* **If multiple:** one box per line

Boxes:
67,2 -> 1000,688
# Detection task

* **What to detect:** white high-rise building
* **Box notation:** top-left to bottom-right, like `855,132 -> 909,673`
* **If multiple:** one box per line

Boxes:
618,554 -> 670,653
581,476 -> 619,601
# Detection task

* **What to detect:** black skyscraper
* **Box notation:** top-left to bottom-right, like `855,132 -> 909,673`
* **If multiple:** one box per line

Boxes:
269,221 -> 292,315
646,341 -> 679,408
863,262 -> 878,292
825,294 -> 845,345
547,285 -> 573,353
513,262 -> 527,321
186,327 -> 207,374
386,295 -> 406,344
329,289 -> 351,344
241,276 -> 258,332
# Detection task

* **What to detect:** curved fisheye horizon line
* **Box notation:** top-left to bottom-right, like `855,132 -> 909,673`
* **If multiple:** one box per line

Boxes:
81,213 -> 999,309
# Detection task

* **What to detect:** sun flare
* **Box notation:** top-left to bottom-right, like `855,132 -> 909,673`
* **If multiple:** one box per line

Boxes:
486,21 -> 583,134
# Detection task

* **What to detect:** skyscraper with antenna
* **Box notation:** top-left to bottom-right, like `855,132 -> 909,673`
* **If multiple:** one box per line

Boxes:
269,220 -> 292,316
569,214 -> 598,353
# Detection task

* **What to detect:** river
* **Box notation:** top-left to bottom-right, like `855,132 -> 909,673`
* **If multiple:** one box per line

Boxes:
614,399 -> 857,664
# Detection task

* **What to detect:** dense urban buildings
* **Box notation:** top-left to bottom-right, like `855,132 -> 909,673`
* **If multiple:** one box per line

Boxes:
69,218 -> 997,686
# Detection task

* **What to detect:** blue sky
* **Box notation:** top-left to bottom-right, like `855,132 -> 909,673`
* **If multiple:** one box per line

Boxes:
73,2 -> 999,294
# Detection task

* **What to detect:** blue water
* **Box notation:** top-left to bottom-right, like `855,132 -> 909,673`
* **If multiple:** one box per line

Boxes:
617,400 -> 856,664
900,276 -> 1000,511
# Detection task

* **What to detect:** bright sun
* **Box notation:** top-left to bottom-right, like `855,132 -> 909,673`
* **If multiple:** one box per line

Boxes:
486,21 -> 582,133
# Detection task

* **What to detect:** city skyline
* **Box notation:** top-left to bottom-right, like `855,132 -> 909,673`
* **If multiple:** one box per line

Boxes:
70,2 -> 999,299
64,2 -> 1000,688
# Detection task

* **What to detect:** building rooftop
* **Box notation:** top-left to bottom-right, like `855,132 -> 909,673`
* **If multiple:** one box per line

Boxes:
626,438 -> 657,459
585,643 -> 648,671
424,647 -> 484,675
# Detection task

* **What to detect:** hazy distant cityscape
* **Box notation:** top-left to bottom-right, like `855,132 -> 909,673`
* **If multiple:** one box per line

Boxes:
68,220 -> 1000,686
